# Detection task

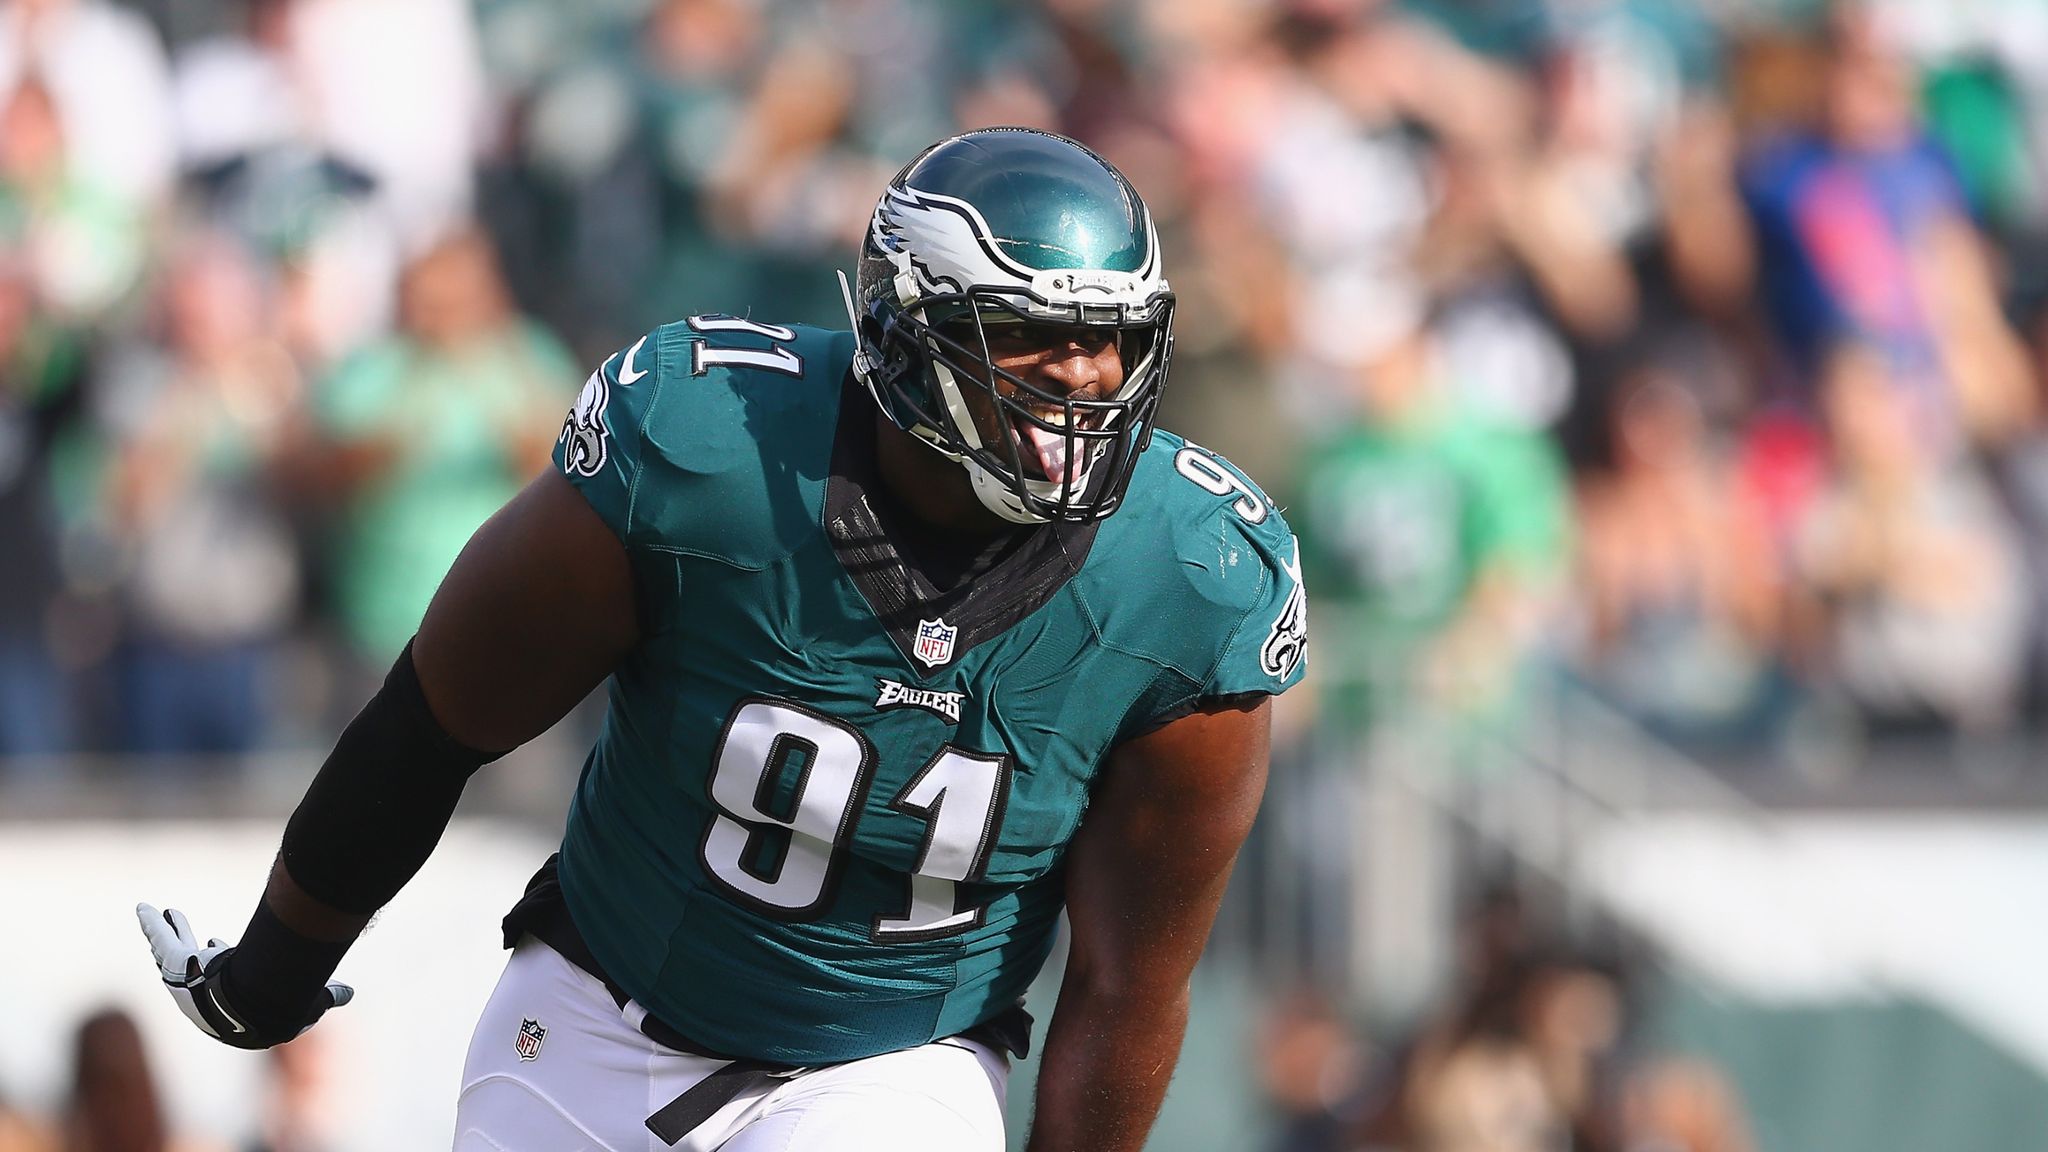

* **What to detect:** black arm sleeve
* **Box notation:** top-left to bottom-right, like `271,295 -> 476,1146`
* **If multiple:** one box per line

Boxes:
279,639 -> 508,916
220,641 -> 508,1035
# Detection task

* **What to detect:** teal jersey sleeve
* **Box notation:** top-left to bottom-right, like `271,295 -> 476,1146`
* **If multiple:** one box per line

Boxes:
1179,442 -> 1308,701
552,327 -> 665,548
1202,506 -> 1308,700
548,318 -> 851,567
1086,433 -> 1308,736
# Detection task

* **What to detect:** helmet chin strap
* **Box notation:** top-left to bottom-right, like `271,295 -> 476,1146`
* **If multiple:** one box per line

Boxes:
969,460 -> 1052,525
930,357 -> 1056,525
840,269 -> 889,413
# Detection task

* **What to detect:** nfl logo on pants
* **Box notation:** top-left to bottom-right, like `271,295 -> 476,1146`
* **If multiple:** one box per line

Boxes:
515,1018 -> 546,1062
913,617 -> 957,668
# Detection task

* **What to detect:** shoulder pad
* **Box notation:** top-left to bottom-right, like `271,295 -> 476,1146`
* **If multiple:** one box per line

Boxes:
1084,430 -> 1308,699
552,317 -> 855,569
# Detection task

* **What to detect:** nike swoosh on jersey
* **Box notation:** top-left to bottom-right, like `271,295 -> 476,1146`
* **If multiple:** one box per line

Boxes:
619,336 -> 649,384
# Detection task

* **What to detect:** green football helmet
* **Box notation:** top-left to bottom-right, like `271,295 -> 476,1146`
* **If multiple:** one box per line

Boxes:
844,127 -> 1176,524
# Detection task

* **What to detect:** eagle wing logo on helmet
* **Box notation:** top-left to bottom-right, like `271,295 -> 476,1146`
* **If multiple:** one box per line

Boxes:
872,186 -> 1031,297
852,129 -> 1177,526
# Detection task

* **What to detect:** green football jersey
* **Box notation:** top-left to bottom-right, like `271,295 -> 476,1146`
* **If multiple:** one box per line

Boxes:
547,314 -> 1306,1065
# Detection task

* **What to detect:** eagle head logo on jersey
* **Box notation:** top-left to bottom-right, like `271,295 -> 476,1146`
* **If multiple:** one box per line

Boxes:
912,618 -> 958,668
1260,538 -> 1308,682
559,370 -> 610,478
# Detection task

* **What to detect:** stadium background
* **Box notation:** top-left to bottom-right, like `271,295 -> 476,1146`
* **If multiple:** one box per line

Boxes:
4,0 -> 2048,1148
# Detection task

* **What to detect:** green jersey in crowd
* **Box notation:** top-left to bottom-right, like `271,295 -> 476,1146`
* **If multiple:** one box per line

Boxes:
1295,395 -> 1566,714
318,322 -> 576,660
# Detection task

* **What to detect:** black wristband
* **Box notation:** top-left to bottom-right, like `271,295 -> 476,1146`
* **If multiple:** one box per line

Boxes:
221,900 -> 352,1035
281,639 -> 507,915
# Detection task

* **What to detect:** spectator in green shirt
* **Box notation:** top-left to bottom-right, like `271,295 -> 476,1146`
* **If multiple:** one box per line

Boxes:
310,226 -> 575,665
1296,326 -> 1570,734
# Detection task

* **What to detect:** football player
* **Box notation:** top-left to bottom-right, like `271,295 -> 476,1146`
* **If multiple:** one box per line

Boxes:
140,127 -> 1307,1151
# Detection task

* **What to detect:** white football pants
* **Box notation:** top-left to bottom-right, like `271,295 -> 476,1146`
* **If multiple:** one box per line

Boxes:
452,939 -> 1009,1152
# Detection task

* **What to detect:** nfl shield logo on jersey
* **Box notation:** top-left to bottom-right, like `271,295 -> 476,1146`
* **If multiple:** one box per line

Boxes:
515,1018 -> 546,1062
912,617 -> 958,668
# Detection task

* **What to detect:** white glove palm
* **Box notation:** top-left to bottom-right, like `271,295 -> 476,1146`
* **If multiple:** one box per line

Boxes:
137,903 -> 353,1049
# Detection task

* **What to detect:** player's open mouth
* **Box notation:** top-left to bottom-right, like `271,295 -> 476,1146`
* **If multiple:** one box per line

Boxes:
1011,408 -> 1098,485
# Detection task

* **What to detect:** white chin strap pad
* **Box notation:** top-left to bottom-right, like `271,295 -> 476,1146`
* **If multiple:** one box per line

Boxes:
930,353 -> 1062,524
964,443 -> 1109,524
967,458 -> 1052,524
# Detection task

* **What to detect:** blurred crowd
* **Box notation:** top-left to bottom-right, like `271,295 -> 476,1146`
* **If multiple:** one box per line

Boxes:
1253,889 -> 1755,1152
0,0 -> 577,765
0,1011 -> 335,1152
1256,0 -> 2048,769
0,0 -> 2035,1144
2,0 -> 2046,773
0,0 -> 2037,771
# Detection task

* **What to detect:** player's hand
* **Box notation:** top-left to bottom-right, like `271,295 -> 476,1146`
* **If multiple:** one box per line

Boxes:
136,903 -> 353,1050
